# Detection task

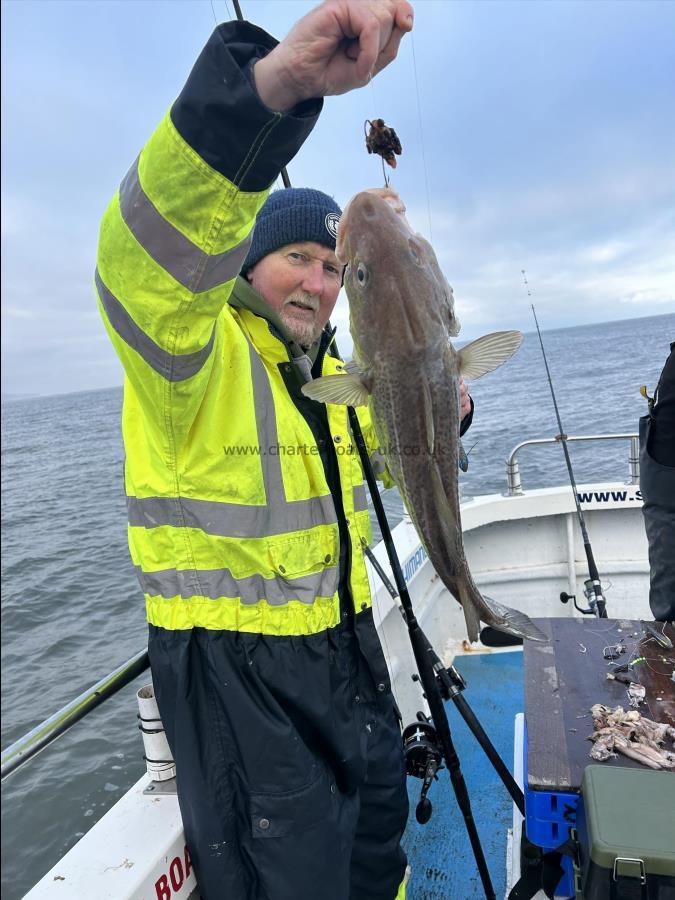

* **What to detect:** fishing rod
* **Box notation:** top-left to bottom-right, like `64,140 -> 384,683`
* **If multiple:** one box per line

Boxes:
230,0 -> 291,187
347,407 -> 495,900
1,649 -> 150,780
524,276 -> 607,618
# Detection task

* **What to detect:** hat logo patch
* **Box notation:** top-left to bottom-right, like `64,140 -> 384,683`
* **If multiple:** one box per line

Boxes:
325,213 -> 340,239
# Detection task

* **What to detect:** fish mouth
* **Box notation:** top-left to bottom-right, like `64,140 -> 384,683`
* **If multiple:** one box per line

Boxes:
338,187 -> 411,265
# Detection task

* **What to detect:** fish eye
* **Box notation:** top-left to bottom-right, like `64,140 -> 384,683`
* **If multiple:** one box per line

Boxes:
409,240 -> 421,264
356,263 -> 369,285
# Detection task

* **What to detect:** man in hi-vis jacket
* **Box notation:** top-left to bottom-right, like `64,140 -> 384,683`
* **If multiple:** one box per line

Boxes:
97,3 -> 471,897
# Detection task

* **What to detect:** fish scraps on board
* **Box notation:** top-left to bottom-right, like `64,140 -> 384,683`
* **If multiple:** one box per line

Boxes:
302,186 -> 546,644
589,704 -> 675,770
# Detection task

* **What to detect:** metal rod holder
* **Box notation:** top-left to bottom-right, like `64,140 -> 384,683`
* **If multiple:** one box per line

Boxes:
628,436 -> 640,485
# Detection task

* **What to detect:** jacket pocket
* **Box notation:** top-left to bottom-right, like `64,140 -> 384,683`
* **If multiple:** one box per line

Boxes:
265,529 -> 340,604
249,766 -> 334,839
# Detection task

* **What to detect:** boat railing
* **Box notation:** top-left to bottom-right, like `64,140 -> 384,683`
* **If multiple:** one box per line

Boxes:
505,433 -> 640,496
1,648 -> 149,781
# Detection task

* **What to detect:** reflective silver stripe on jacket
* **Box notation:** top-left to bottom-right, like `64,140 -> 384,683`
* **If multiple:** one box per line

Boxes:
353,484 -> 368,513
127,494 -> 338,538
119,157 -> 251,293
249,340 -> 287,510
95,269 -> 215,382
136,565 -> 338,606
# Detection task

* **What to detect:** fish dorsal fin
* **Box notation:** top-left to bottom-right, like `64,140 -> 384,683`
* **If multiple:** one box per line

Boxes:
458,331 -> 523,380
301,374 -> 370,407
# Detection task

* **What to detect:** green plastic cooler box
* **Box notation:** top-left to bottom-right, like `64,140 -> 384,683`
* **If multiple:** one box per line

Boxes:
573,765 -> 675,899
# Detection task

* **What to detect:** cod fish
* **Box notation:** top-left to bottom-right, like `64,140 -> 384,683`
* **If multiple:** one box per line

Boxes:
302,187 -> 546,643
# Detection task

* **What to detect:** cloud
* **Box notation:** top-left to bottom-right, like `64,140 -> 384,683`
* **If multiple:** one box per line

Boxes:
2,306 -> 37,321
582,241 -> 631,265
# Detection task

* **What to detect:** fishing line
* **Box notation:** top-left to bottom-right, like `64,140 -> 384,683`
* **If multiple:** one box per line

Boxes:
465,440 -> 479,460
581,623 -> 626,637
409,30 -> 433,243
209,0 -> 218,26
641,659 -> 674,677
524,273 -> 607,618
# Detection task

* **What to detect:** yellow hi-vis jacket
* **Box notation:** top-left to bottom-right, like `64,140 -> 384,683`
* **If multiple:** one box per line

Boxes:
96,112 -> 378,637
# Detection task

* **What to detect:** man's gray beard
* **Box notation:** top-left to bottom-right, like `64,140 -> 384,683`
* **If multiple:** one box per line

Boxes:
279,300 -> 322,348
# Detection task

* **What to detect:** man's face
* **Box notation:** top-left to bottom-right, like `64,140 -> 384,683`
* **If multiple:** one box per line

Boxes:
247,241 -> 342,347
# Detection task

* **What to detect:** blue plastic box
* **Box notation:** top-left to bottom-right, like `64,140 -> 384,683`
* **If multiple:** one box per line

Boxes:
523,722 -> 579,898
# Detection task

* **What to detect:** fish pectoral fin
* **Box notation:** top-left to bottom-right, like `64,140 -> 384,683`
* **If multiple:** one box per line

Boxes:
457,331 -> 523,380
300,374 -> 371,407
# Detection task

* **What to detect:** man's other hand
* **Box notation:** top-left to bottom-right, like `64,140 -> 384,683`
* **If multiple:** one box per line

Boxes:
460,378 -> 471,420
254,0 -> 414,112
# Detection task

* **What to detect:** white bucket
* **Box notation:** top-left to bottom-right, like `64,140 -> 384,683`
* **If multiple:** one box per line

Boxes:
136,682 -> 176,782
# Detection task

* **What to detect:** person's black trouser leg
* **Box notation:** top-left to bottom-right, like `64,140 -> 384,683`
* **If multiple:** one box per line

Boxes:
148,623 -> 408,900
349,700 -> 409,900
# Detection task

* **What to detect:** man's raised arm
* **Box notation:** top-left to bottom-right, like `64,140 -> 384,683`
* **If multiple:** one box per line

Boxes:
95,1 -> 412,441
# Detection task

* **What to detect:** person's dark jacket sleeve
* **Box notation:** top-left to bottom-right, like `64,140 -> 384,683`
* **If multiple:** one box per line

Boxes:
172,22 -> 322,192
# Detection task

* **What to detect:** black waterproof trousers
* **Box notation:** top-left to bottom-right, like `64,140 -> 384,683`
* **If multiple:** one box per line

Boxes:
149,611 -> 409,900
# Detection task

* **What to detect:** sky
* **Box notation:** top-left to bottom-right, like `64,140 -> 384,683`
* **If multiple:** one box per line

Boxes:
2,0 -> 674,397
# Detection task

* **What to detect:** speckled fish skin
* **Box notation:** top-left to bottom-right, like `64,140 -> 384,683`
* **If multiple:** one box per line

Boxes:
335,189 -> 546,643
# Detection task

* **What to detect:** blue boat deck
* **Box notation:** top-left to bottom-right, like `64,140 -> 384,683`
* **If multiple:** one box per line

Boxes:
404,650 -> 524,900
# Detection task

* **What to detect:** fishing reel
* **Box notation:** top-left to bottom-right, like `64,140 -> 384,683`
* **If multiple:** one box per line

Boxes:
402,713 -> 444,824
560,578 -> 606,615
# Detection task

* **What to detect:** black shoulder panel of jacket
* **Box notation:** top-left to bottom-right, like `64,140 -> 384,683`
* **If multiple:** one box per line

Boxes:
460,396 -> 474,436
171,21 -> 323,192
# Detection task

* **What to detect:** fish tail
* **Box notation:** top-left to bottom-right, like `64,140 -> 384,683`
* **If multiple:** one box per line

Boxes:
479,593 -> 548,643
459,583 -> 481,643
455,578 -> 546,644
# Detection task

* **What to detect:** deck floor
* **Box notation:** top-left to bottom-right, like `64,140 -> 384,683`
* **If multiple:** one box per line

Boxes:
404,650 -> 524,900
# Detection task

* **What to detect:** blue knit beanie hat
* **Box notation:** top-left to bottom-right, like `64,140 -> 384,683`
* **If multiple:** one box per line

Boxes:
242,188 -> 342,274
